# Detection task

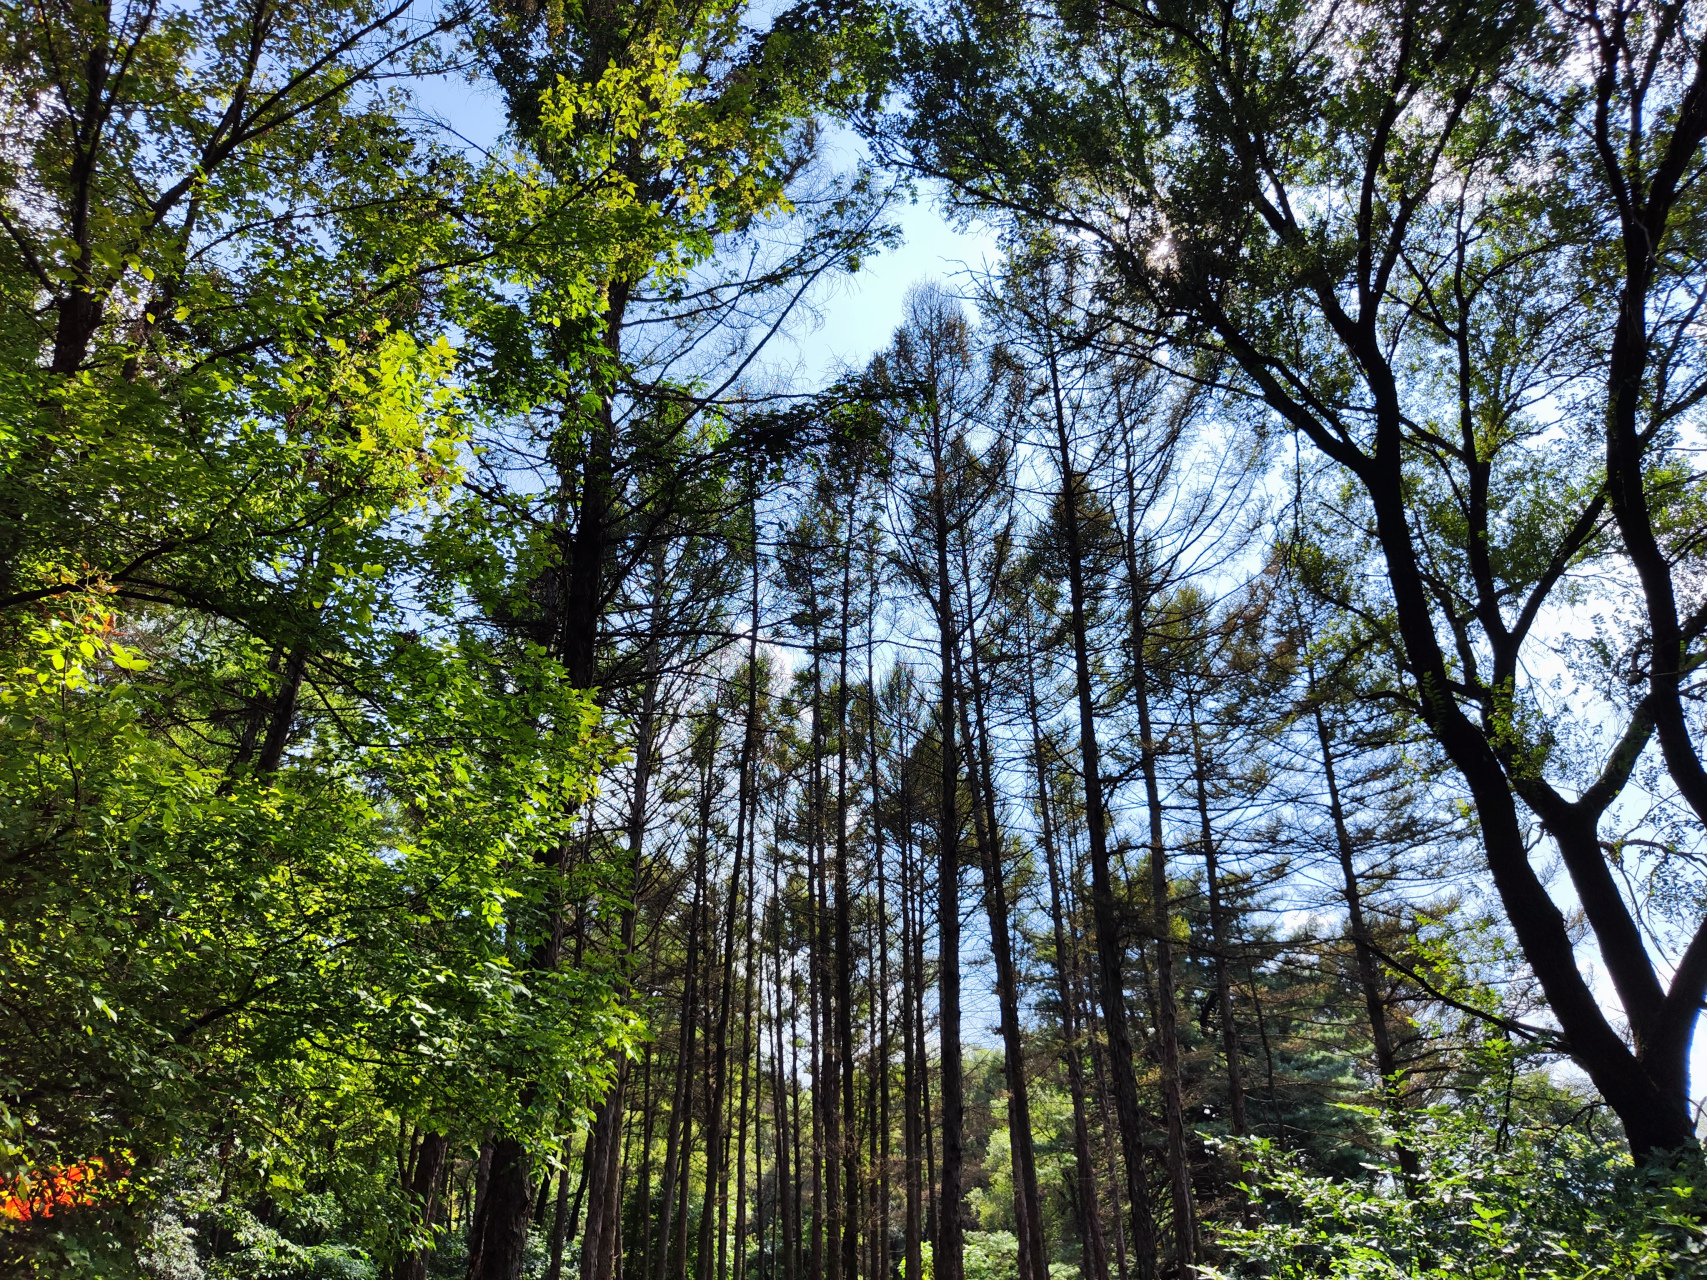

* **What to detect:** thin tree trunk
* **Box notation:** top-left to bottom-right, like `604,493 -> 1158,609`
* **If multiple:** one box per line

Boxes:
545,1134 -> 584,1280
392,1132 -> 450,1280
953,639 -> 1046,1280
698,628 -> 759,1280
1082,984 -> 1130,1280
1309,691 -> 1416,1179
1017,607 -> 1112,1280
638,1047 -> 658,1280
771,866 -> 798,1280
672,930 -> 707,1280
726,534 -> 764,1280
866,652 -> 892,1280
578,546 -> 663,1280
1245,970 -> 1283,1135
1114,401 -> 1197,1273
835,474 -> 860,1280
736,785 -> 760,1280
899,724 -> 924,1280
1045,347 -> 1157,1278
656,823 -> 707,1280
677,811 -> 719,1280
1023,636 -> 1109,1280
918,823 -> 937,1259
807,595 -> 831,1280
932,435 -> 966,1280
1131,658 -> 1197,1270
1184,688 -> 1247,1138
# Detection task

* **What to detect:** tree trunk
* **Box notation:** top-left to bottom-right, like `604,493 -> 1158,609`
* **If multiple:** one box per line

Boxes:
1130,659 -> 1197,1271
771,866 -> 798,1280
835,476 -> 860,1280
932,430 -> 966,1280
1022,626 -> 1109,1280
1082,979 -> 1131,1280
638,1048 -> 658,1280
735,762 -> 760,1280
583,614 -> 661,1280
466,1137 -> 532,1280
954,637 -> 1046,1280
1309,695 -> 1415,1179
808,603 -> 830,1280
544,1134 -> 585,1280
1046,350 -> 1157,1278
899,732 -> 924,1280
655,811 -> 706,1280
392,1133 -> 450,1280
1184,688 -> 1246,1139
867,640 -> 892,1280
676,762 -> 720,1280
698,640 -> 757,1280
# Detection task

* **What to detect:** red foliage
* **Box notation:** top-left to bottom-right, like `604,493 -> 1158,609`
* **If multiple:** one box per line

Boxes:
0,1159 -> 116,1222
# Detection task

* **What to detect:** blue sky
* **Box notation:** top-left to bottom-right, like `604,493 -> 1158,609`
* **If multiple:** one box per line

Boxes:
408,73 -> 1000,383
782,178 -> 1002,380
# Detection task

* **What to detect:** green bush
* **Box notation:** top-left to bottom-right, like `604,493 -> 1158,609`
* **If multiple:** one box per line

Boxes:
1206,1105 -> 1707,1278
964,1232 -> 1020,1280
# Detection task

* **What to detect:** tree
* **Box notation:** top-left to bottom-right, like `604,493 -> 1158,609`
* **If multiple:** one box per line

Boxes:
890,0 -> 1707,1159
0,0 -> 468,614
874,282 -> 997,1280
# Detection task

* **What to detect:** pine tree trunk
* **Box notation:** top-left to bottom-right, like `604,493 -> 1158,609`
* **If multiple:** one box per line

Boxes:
1045,350 -> 1157,1278
699,630 -> 757,1280
1184,688 -> 1246,1139
656,814 -> 707,1280
835,482 -> 860,1280
771,871 -> 798,1280
1024,636 -> 1109,1280
1310,694 -> 1415,1180
1081,991 -> 1131,1280
638,1049 -> 658,1280
1048,852 -> 1112,1280
1202,868 -> 1248,1134
954,636 -> 1046,1280
735,796 -> 759,1280
867,647 -> 892,1280
932,435 -> 966,1280
544,1134 -> 584,1280
576,541 -> 665,1280
899,740 -> 924,1280
1131,661 -> 1197,1270
808,602 -> 831,1280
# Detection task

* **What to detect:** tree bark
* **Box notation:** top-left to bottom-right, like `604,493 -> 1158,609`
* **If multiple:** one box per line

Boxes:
1307,690 -> 1415,1177
932,424 -> 967,1280
835,472 -> 861,1280
954,637 -> 1047,1280
392,1133 -> 450,1280
698,623 -> 758,1280
867,634 -> 893,1280
1045,347 -> 1157,1278
899,723 -> 925,1280
654,807 -> 706,1280
1184,688 -> 1246,1139
1130,637 -> 1198,1272
1022,627 -> 1109,1280
771,861 -> 799,1280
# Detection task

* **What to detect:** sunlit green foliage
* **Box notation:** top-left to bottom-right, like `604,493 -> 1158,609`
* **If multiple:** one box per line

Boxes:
1210,1096 -> 1707,1278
